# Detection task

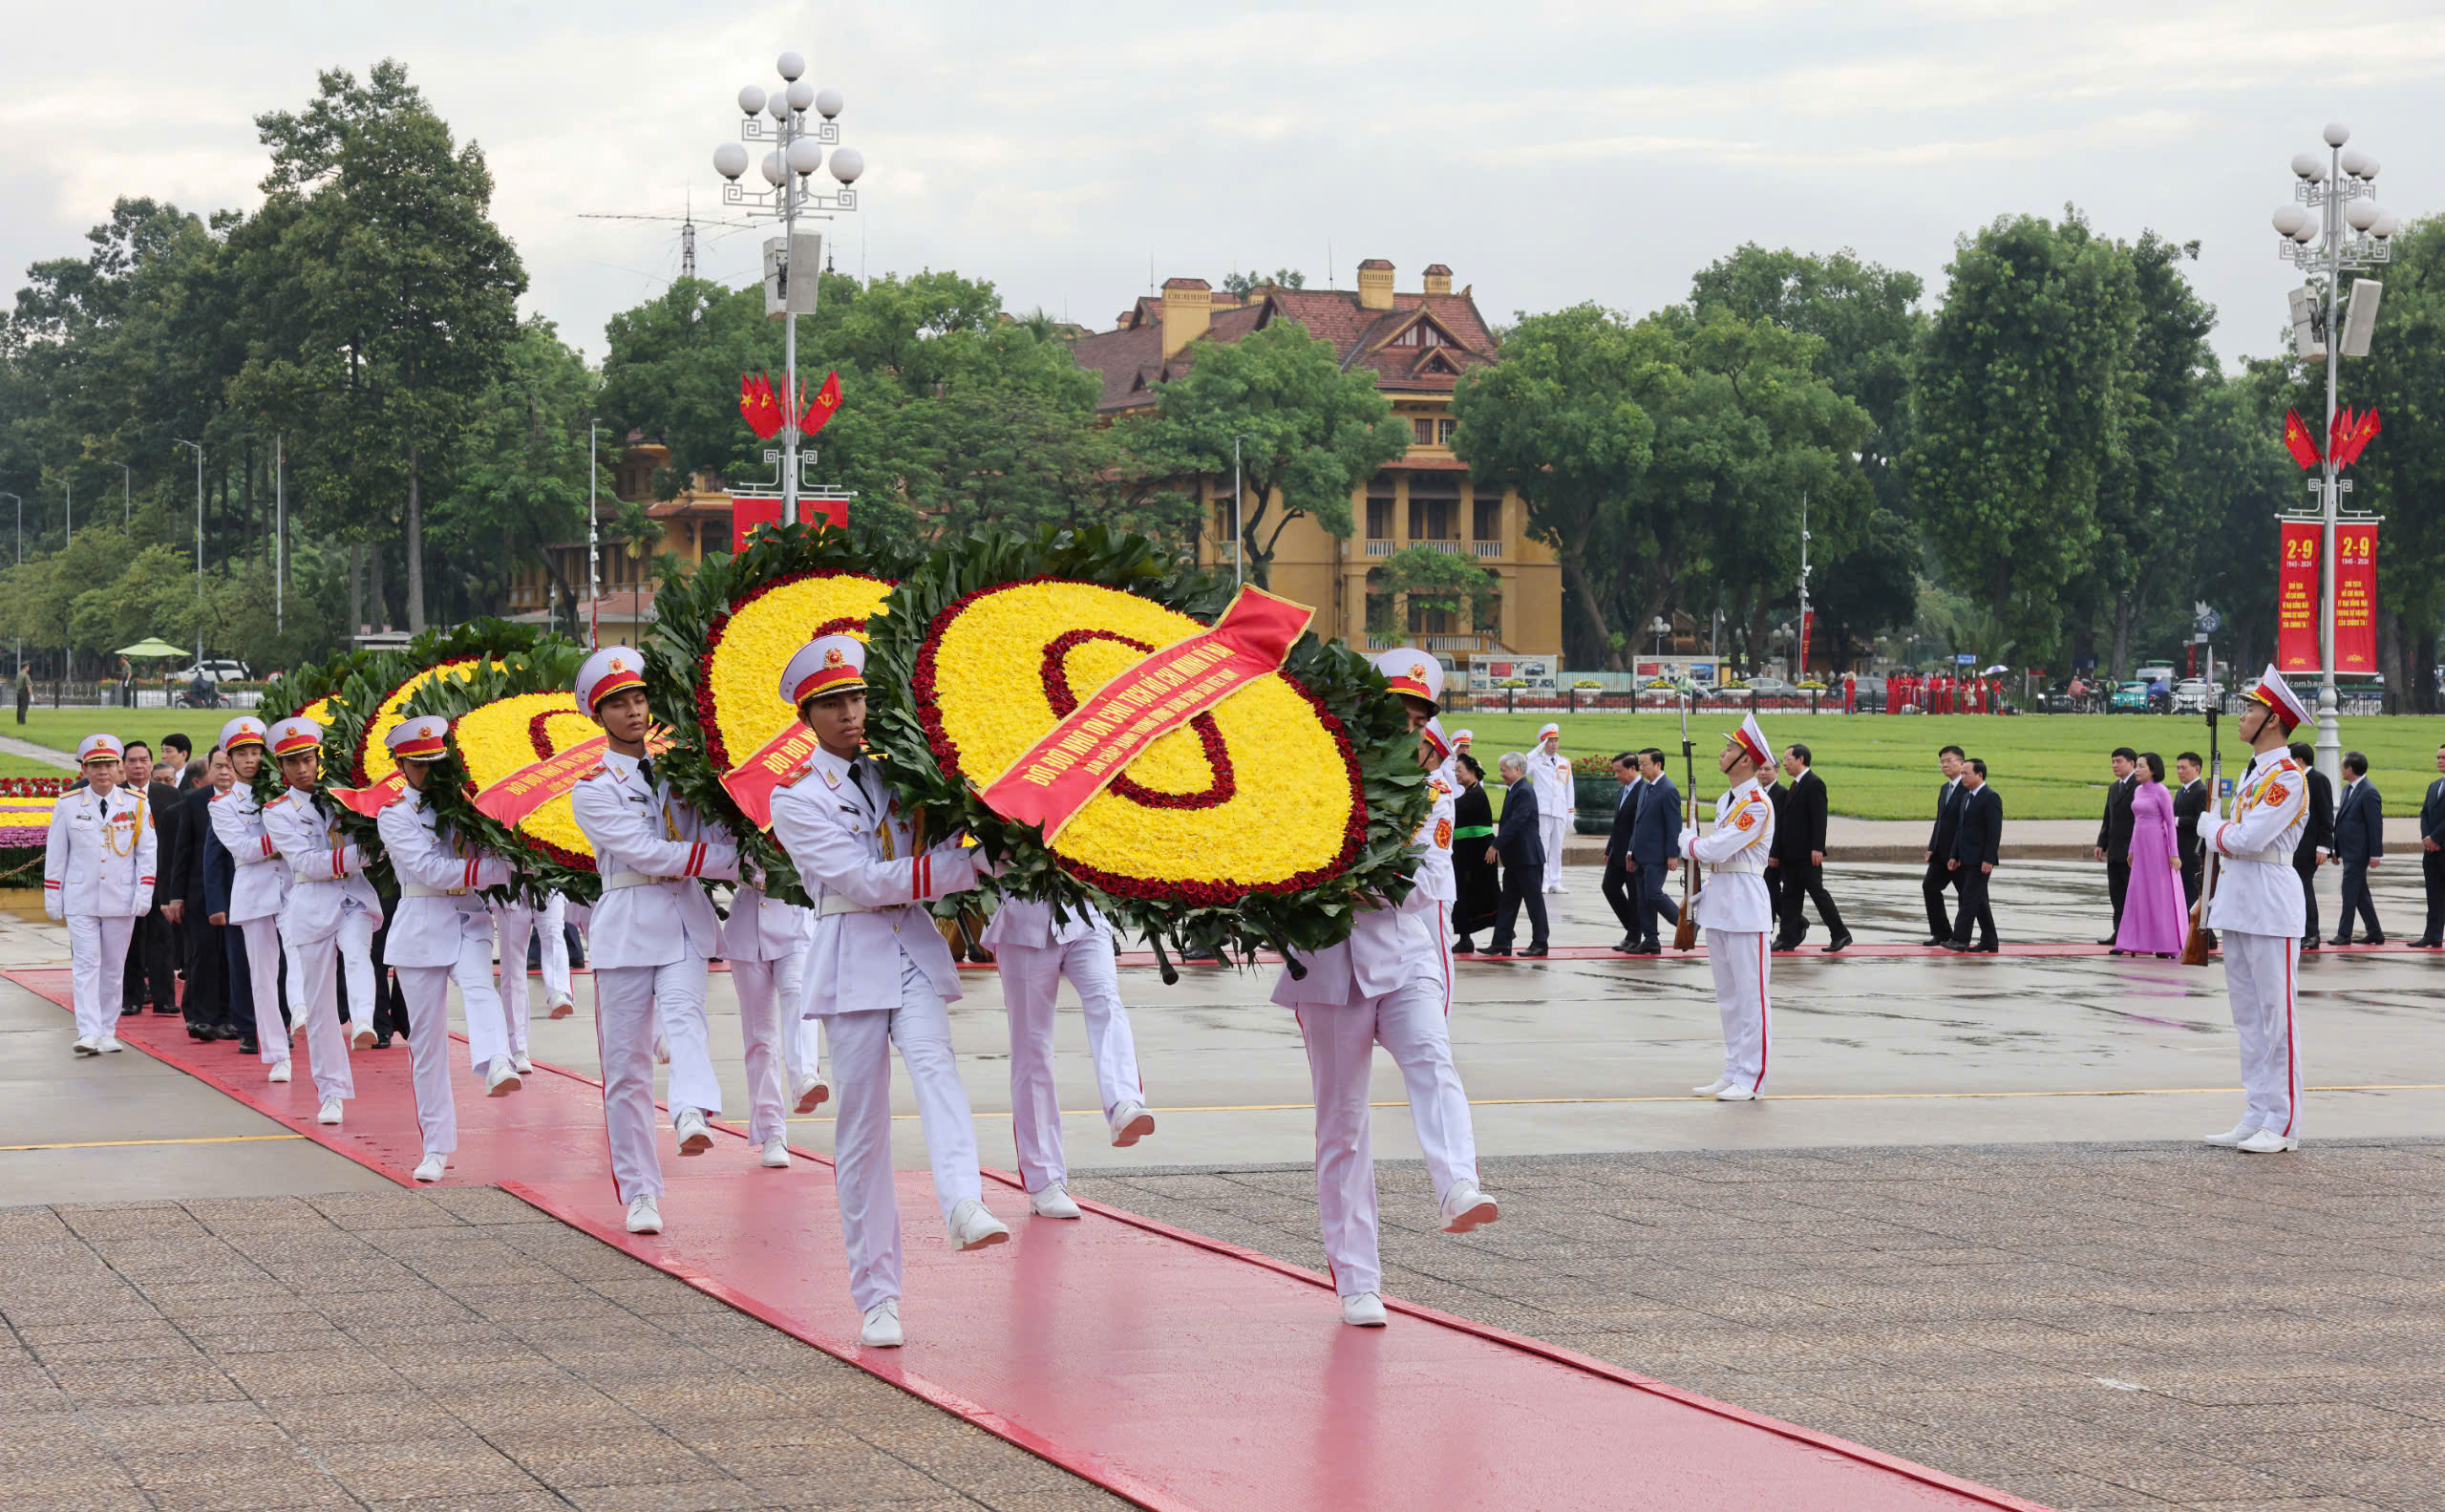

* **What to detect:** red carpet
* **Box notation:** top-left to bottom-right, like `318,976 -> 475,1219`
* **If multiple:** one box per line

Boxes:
12,968 -> 2044,1511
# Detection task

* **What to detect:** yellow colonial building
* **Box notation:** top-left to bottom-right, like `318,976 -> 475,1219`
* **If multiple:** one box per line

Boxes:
1068,260 -> 1561,664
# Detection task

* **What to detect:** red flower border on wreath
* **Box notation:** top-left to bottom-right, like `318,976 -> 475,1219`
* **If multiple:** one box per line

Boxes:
351,656 -> 479,785
694,567 -> 884,771
1039,628 -> 1236,810
909,576 -> 1368,903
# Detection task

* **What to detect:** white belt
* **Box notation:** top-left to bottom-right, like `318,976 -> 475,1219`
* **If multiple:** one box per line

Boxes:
291,874 -> 340,885
600,870 -> 672,891
2225,848 -> 2291,866
1710,857 -> 1765,876
400,883 -> 469,899
818,894 -> 876,917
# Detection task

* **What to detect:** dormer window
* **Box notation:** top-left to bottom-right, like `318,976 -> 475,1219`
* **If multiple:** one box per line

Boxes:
1390,322 -> 1448,349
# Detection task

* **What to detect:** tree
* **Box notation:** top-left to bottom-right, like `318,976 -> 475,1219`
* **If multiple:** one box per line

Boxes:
2181,362 -> 2293,677
1130,319 -> 1409,586
429,318 -> 599,624
1906,209 -> 2141,666
1372,546 -> 1499,635
1222,267 -> 1306,298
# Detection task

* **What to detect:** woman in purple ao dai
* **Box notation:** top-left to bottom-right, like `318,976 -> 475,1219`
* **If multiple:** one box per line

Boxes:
2115,752 -> 2188,957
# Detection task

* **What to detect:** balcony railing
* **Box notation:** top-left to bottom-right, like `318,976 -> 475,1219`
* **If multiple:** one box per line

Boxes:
1365,539 -> 1394,557
1366,539 -> 1483,557
1472,541 -> 1502,559
1364,632 -> 1507,654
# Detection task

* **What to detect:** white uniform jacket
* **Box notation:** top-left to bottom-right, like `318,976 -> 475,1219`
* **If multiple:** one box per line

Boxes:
262,787 -> 382,942
2201,750 -> 2310,938
768,744 -> 979,1016
1529,749 -> 1572,818
43,786 -> 156,920
978,894 -> 1108,952
568,749 -> 737,970
377,790 -> 510,968
1680,777 -> 1775,933
208,783 -> 290,924
1411,777 -> 1458,906
717,871 -> 815,964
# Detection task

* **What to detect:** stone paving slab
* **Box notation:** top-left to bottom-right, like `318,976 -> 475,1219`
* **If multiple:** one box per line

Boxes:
1080,1139 -> 2445,1511
0,1191 -> 1131,1512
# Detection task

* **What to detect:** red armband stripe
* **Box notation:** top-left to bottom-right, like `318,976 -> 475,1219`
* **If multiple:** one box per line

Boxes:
260,836 -> 275,858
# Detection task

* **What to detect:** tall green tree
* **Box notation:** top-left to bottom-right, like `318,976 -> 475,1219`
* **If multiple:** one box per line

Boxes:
2336,214 -> 2445,712
1130,319 -> 1409,587
430,317 -> 600,625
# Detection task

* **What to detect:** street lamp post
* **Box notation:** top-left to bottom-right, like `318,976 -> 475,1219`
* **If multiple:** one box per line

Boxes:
587,420 -> 601,650
114,462 -> 130,524
174,439 -> 204,665
2271,121 -> 2395,784
711,52 -> 863,526
1231,433 -> 1248,588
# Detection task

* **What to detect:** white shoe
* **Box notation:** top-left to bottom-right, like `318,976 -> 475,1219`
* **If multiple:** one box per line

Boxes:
653,1034 -> 670,1065
1439,1181 -> 1499,1234
72,1036 -> 98,1057
512,1053 -> 534,1075
759,1139 -> 790,1169
1108,1099 -> 1156,1148
412,1153 -> 446,1183
485,1058 -> 522,1097
625,1195 -> 662,1234
348,1018 -> 374,1050
2237,1128 -> 2299,1154
98,1036 -> 123,1054
316,1097 -> 343,1126
1341,1292 -> 1389,1327
792,1074 -> 831,1114
546,991 -> 574,1020
861,1299 -> 904,1348
2202,1122 -> 2256,1148
1714,1085 -> 1756,1102
673,1108 -> 712,1156
266,1058 -> 291,1083
947,1197 -> 1010,1250
1692,1076 -> 1731,1097
1030,1182 -> 1082,1220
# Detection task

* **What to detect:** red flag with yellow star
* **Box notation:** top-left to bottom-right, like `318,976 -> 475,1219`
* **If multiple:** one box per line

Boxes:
796,370 -> 843,437
2283,409 -> 2322,470
739,373 -> 783,440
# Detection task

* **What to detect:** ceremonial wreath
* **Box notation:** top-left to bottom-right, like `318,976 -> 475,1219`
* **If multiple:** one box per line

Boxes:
258,650 -> 380,729
863,526 -> 1428,972
397,646 -> 598,903
648,521 -> 905,903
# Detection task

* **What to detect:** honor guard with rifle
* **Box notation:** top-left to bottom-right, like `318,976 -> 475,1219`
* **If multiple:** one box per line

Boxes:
1679,713 -> 1777,1101
2195,668 -> 2312,1154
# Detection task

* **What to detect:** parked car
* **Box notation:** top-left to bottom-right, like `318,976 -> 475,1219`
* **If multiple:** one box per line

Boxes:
1736,676 -> 1798,697
1851,675 -> 1887,712
173,658 -> 250,684
2172,678 -> 2218,713
2134,663 -> 2177,686
2110,681 -> 2153,712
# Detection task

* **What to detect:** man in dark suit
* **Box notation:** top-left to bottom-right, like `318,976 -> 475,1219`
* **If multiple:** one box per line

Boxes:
1945,758 -> 2002,952
2094,747 -> 2138,943
2330,749 -> 2384,946
1773,743 -> 1852,953
175,750 -> 234,1040
1599,753 -> 1643,951
1922,744 -> 1967,946
2173,751 -> 2209,908
2415,743 -> 2445,948
1759,767 -> 1787,925
118,740 -> 186,1016
1627,748 -> 1681,953
2290,741 -> 2334,950
1487,753 -> 1549,957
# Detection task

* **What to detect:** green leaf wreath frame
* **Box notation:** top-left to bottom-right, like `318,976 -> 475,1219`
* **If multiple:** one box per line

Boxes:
397,646 -> 597,905
647,520 -> 912,906
863,523 -> 1430,978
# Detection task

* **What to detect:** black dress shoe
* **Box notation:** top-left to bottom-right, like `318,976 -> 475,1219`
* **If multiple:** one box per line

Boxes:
1973,941 -> 2000,953
238,1039 -> 260,1055
1481,947 -> 1514,957
1520,945 -> 1549,957
2366,935 -> 2386,948
1941,939 -> 1969,952
2413,939 -> 2443,949
1630,941 -> 1662,955
1923,936 -> 1949,948
2328,935 -> 2351,947
1772,937 -> 1800,952
371,1034 -> 393,1050
186,1026 -> 208,1041
2096,935 -> 2119,946
153,1004 -> 180,1015
1823,932 -> 1853,953
1452,940 -> 1477,954
2301,938 -> 2321,952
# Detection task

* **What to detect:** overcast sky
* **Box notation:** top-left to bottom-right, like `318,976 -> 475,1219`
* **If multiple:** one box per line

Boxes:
8,0 -> 2441,368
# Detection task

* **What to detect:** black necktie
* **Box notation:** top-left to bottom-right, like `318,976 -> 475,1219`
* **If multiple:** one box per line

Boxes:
637,756 -> 657,788
849,762 -> 873,802
312,791 -> 333,821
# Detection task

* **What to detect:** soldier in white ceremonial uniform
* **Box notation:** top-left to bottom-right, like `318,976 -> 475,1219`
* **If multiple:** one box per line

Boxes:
261,716 -> 378,1126
1529,722 -> 1571,893
492,884 -> 574,1070
45,735 -> 158,1055
1681,713 -> 1777,1102
717,864 -> 819,1169
984,888 -> 1155,1220
1276,650 -> 1495,1329
2200,668 -> 2314,1155
1413,719 -> 1460,1008
376,715 -> 521,1182
208,717 -> 312,1088
566,646 -> 741,1236
767,634 -> 1009,1349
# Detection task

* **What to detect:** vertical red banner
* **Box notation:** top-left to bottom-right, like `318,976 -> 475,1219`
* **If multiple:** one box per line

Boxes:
1797,609 -> 1814,679
2333,521 -> 2378,675
2275,521 -> 2321,673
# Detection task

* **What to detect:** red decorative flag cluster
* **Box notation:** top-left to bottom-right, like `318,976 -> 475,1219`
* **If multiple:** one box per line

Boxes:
2328,406 -> 2381,468
739,373 -> 784,440
799,370 -> 843,437
2283,410 -> 2322,470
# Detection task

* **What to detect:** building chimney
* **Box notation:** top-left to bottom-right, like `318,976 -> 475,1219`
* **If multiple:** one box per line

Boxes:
1421,263 -> 1453,296
1357,258 -> 1394,311
1159,277 -> 1211,358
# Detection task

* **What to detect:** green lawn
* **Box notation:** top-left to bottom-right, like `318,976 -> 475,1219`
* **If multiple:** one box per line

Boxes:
1452,712 -> 2445,820
4,708 -> 227,770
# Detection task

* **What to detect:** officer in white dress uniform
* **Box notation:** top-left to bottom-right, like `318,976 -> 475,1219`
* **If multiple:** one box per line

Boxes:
261,716 -> 378,1126
1413,719 -> 1461,1010
45,734 -> 157,1054
766,633 -> 1009,1350
1274,651 -> 1495,1329
492,885 -> 574,1068
1529,722 -> 1571,893
1680,713 -> 1776,1102
208,717 -> 308,1087
984,888 -> 1155,1220
376,715 -> 521,1182
566,646 -> 741,1237
2200,667 -> 2314,1155
716,864 -> 818,1169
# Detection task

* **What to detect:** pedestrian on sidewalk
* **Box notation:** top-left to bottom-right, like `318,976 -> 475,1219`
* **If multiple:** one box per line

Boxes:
1599,753 -> 1643,951
14,664 -> 30,725
2175,752 -> 2210,912
1945,759 -> 2001,952
2200,668 -> 2312,1154
2113,753 -> 2186,958
2094,748 -> 2138,944
1922,745 -> 1967,947
2329,751 -> 2384,946
1773,743 -> 1851,953
1681,713 -> 1776,1100
1529,724 -> 1570,895
45,734 -> 156,1055
1486,754 -> 1548,956
117,740 -> 183,1017
1449,754 -> 1499,953
1627,749 -> 1681,954
2289,741 -> 2333,951
174,749 -> 234,1042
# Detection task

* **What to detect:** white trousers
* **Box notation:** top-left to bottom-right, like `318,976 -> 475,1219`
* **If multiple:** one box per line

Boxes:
67,914 -> 134,1042
2223,931 -> 2304,1139
1705,927 -> 1772,1093
1540,813 -> 1567,890
785,1009 -> 826,1091
827,951 -> 985,1311
493,894 -> 572,1054
646,960 -> 721,1120
1297,976 -> 1479,1299
996,934 -> 1144,1194
393,927 -> 514,1158
729,953 -> 802,1145
593,953 -> 708,1203
275,911 -> 368,1103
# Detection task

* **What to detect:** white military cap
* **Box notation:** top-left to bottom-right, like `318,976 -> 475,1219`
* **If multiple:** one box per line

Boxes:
76,733 -> 124,764
386,714 -> 451,760
1537,721 -> 1561,739
1726,712 -> 1772,769
2243,665 -> 2310,732
219,715 -> 267,752
780,633 -> 868,707
576,645 -> 648,715
1373,646 -> 1442,711
1419,717 -> 1452,760
267,716 -> 324,759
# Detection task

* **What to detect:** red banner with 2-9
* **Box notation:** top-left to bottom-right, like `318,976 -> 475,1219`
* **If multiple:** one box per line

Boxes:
2275,521 -> 2321,674
2274,520 -> 2381,677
